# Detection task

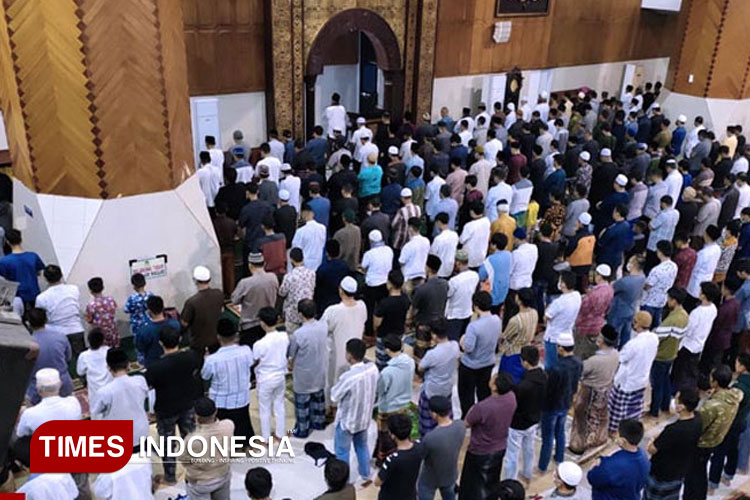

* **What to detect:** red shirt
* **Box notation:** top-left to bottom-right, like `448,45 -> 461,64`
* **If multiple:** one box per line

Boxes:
674,247 -> 697,289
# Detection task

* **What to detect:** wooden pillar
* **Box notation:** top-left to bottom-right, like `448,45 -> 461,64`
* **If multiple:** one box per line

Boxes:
0,0 -> 193,198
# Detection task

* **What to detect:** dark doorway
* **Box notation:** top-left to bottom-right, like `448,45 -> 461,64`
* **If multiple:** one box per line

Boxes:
359,33 -> 379,117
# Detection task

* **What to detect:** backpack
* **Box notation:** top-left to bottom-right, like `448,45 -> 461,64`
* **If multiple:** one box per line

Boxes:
304,441 -> 335,467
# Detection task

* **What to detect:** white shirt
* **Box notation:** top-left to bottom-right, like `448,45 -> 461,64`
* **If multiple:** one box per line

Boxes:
454,116 -> 475,134
253,329 -> 289,385
76,346 -> 112,410
445,269 -> 480,319
665,169 -> 683,208
18,474 -> 79,500
484,138 -> 503,163
292,219 -> 327,271
323,301 -> 367,385
280,174 -> 302,212
35,284 -> 83,335
614,330 -> 659,392
351,126 -> 373,159
736,182 -> 750,218
269,138 -> 285,162
510,180 -> 534,215
401,139 -> 415,161
535,102 -> 550,122
362,244 -> 394,287
459,130 -> 472,148
197,164 -> 223,207
684,124 -> 705,157
324,104 -> 347,138
510,242 -> 538,290
17,395 -> 82,437
470,159 -> 493,197
460,217 -> 491,268
680,303 -> 719,354
486,182 -> 513,222
544,291 -> 582,343
425,176 -> 447,219
357,141 -> 379,164
235,165 -> 255,183
208,148 -> 224,168
732,157 -> 749,175
92,455 -> 154,500
91,375 -> 149,446
399,234 -> 430,280
687,242 -> 721,298
257,156 -> 282,184
430,229 -> 459,278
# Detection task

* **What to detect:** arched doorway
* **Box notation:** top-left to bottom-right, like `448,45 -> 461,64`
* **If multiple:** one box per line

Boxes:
305,8 -> 403,137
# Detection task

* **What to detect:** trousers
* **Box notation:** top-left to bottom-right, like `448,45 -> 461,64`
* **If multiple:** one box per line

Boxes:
504,425 -> 537,480
185,472 -> 232,500
156,408 -> 196,482
457,363 -> 493,418
258,377 -> 286,440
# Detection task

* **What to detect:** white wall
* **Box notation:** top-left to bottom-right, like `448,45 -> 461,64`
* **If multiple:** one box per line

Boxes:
641,0 -> 682,12
314,64 -> 359,128
0,111 -> 7,150
189,92 -> 267,163
660,89 -> 750,135
431,57 -> 670,119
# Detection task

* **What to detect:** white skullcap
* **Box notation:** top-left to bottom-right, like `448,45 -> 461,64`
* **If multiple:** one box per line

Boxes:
578,212 -> 592,225
279,189 -> 290,201
369,229 -> 383,243
678,114 -> 687,123
400,188 -> 413,198
600,148 -> 612,157
340,276 -> 358,294
579,151 -> 591,161
615,174 -> 628,187
388,145 -> 399,156
36,368 -> 61,386
596,264 -> 612,278
557,332 -> 575,347
193,266 -> 211,281
578,91 -> 586,99
497,202 -> 510,213
540,91 -> 549,99
356,117 -> 366,125
507,103 -> 515,111
557,462 -> 583,487
652,103 -> 661,109
281,163 -> 292,172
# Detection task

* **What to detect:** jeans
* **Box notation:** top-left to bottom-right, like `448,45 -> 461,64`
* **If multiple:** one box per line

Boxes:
649,360 -> 673,416
458,363 -> 493,418
608,314 -> 633,348
156,408 -> 197,482
504,425 -> 537,480
532,279 -> 549,319
641,305 -> 663,328
417,474 -> 455,500
538,409 -> 567,472
544,340 -> 558,370
258,377 -> 286,440
709,420 -> 746,486
334,423 -> 370,480
185,471 -> 232,500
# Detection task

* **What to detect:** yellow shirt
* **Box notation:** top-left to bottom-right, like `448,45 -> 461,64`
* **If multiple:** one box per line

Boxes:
526,200 -> 539,229
491,213 -> 516,250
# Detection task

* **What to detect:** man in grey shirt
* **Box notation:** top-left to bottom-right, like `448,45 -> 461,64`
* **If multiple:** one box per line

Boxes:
287,299 -> 327,438
417,322 -> 460,435
418,395 -> 465,500
563,184 -> 591,238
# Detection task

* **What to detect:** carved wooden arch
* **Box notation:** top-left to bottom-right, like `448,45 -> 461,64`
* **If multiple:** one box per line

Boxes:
306,8 -> 402,78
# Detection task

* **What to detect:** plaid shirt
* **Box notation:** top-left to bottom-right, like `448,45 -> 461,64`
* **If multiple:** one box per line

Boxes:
391,202 -> 422,249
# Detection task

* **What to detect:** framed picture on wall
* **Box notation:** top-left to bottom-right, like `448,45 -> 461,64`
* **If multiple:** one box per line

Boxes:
496,0 -> 551,17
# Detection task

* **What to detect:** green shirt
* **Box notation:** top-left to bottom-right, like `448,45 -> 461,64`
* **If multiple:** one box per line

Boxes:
654,306 -> 689,361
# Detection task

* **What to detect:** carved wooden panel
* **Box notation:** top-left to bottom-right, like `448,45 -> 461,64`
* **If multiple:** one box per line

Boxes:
706,0 -> 750,99
269,0 -> 295,134
3,0 -> 100,196
415,0 -> 438,120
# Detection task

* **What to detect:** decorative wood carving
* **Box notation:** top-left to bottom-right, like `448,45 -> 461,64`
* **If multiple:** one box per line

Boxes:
415,0 -> 438,121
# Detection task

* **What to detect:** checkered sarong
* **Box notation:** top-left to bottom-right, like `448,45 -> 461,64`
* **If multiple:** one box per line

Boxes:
607,384 -> 645,433
418,390 -> 453,436
293,390 -> 325,437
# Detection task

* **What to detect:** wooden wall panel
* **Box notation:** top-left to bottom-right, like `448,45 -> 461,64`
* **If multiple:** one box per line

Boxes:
435,0 -> 684,78
706,0 -> 750,99
671,0 -> 724,96
182,0 -> 266,95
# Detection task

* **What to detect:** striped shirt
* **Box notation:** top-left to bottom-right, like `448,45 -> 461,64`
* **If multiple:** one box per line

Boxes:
201,344 -> 255,409
392,203 -> 422,249
330,361 -> 379,433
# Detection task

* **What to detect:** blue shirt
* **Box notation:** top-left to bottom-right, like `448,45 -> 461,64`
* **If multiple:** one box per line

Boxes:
450,145 -> 468,168
135,317 -> 181,366
124,292 -> 153,335
670,126 -> 686,155
543,169 -> 566,205
284,141 -> 295,164
305,137 -> 328,167
381,183 -> 403,216
308,196 -> 331,227
588,448 -> 650,500
433,198 -> 459,231
27,328 -> 74,404
0,252 -> 44,303
461,315 -> 501,369
596,221 -> 632,269
738,222 -> 750,260
479,250 -> 512,305
358,165 -> 383,198
608,274 -> 646,320
735,279 -> 750,332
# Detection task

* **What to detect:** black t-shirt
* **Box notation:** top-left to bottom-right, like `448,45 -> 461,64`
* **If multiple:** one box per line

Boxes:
650,415 -> 702,481
377,443 -> 424,500
374,295 -> 411,337
145,350 -> 202,416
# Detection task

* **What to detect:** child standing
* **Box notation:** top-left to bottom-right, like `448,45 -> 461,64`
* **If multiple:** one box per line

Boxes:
123,273 -> 152,361
76,328 -> 113,413
85,277 -> 119,346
